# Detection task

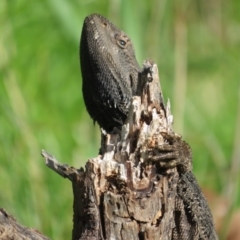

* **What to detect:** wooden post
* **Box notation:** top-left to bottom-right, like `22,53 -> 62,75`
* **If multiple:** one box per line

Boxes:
42,61 -> 179,240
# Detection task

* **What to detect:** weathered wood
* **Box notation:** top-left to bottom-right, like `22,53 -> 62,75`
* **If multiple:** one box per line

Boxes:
42,61 -> 179,240
0,208 -> 49,240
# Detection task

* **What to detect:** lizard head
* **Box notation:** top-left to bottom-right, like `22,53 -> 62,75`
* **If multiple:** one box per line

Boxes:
81,13 -> 140,93
80,13 -> 141,132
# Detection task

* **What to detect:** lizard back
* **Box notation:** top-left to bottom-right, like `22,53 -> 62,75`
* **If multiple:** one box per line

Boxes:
80,13 -> 141,132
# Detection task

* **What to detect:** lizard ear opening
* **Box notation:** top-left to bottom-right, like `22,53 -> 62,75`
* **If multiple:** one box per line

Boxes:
129,74 -> 133,88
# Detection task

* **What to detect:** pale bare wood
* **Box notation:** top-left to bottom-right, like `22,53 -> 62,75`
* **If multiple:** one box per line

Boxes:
42,61 -> 179,240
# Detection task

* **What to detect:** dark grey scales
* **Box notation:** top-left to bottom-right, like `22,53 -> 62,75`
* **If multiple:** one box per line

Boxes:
154,134 -> 219,239
80,13 -> 140,132
80,13 -> 218,239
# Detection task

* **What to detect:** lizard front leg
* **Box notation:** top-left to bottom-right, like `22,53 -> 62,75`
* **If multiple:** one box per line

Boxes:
147,133 -> 192,173
145,133 -> 218,240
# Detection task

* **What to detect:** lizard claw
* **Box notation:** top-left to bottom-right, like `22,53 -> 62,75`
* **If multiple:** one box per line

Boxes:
147,133 -> 192,172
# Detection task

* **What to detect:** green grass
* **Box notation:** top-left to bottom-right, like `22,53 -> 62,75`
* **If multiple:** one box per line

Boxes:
0,0 -> 239,239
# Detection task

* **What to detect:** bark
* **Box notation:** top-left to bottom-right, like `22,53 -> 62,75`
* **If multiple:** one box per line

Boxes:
41,61 -> 179,240
0,208 -> 49,240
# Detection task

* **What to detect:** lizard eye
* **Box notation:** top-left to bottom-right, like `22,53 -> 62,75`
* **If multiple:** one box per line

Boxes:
118,40 -> 126,47
115,34 -> 128,48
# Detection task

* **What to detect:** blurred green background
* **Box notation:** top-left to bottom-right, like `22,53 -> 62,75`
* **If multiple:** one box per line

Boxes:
0,0 -> 239,239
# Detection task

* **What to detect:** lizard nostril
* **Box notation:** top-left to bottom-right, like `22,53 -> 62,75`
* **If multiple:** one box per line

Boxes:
102,21 -> 107,27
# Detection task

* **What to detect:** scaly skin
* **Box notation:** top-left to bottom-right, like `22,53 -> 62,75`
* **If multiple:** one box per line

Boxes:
80,14 -> 141,132
80,14 -> 218,239
150,134 -> 219,239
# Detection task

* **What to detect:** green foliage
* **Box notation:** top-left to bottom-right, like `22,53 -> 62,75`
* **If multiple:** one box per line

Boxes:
0,0 -> 239,239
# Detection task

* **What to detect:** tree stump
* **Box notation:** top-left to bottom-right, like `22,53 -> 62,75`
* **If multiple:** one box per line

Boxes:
42,61 -> 180,240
